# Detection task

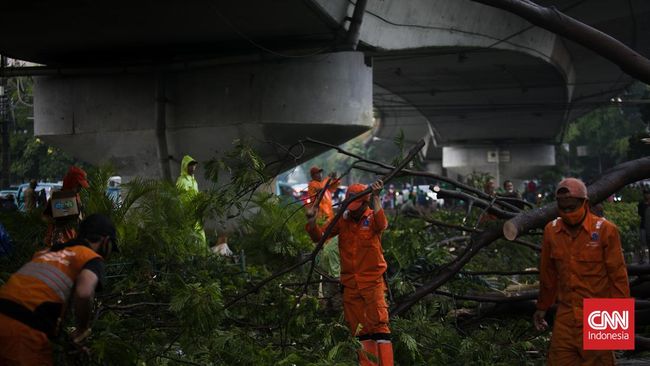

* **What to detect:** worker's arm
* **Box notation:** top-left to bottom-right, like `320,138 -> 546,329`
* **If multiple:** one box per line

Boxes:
604,224 -> 630,298
370,180 -> 387,232
326,173 -> 340,192
72,269 -> 99,337
536,230 -> 558,310
534,228 -> 558,331
305,207 -> 339,242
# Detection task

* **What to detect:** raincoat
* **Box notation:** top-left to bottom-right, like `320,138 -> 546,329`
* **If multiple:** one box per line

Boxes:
176,155 -> 207,247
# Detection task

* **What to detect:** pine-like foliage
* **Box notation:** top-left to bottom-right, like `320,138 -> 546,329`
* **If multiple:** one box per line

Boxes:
2,143 -> 617,365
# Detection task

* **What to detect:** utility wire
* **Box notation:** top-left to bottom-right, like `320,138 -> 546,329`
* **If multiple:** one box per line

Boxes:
202,0 -> 334,59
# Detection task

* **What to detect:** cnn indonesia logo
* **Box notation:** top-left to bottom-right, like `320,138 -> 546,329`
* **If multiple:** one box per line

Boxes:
583,298 -> 635,350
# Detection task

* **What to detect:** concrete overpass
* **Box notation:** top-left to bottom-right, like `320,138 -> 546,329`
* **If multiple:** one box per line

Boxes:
1,0 -> 649,182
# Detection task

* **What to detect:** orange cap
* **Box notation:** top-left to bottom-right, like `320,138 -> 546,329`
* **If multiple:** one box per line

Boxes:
63,166 -> 89,190
345,183 -> 369,211
310,166 -> 323,176
556,178 -> 588,199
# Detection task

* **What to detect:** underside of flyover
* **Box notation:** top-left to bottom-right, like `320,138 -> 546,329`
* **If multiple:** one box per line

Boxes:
1,0 -> 649,182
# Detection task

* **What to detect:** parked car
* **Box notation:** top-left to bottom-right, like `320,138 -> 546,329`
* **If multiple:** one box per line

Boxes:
16,182 -> 62,211
0,190 -> 18,206
107,176 -> 122,204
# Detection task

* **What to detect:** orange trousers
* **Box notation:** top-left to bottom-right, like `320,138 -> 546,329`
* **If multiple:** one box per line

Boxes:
0,313 -> 53,366
343,283 -> 390,336
548,306 -> 615,366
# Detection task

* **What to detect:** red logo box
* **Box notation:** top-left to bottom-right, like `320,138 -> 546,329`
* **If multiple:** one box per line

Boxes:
583,298 -> 634,350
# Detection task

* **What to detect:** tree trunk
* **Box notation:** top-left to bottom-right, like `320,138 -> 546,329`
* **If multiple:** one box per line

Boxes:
393,157 -> 650,316
504,157 -> 650,240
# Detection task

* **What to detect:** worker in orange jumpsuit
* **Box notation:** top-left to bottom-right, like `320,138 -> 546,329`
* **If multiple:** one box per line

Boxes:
307,166 -> 340,223
0,214 -> 118,365
43,166 -> 89,247
307,180 -> 393,366
534,178 -> 630,365
307,166 -> 342,308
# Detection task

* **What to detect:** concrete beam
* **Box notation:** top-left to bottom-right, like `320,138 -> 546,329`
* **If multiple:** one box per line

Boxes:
34,52 -> 373,182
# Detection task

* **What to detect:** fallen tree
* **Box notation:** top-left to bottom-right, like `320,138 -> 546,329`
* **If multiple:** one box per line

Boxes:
391,156 -> 650,316
470,0 -> 650,84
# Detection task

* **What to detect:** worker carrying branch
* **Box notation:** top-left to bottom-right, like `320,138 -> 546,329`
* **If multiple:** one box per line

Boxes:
308,166 -> 342,306
0,214 -> 118,365
306,179 -> 393,366
307,166 -> 340,222
534,178 -> 630,365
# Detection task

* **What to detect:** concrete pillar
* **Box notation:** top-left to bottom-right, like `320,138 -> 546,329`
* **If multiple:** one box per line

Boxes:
442,144 -> 555,183
33,52 -> 374,183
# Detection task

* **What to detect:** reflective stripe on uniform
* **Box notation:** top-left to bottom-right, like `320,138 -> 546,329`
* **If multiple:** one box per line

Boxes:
16,262 -> 73,301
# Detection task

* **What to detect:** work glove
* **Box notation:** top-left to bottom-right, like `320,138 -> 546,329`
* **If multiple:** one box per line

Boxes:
212,243 -> 233,256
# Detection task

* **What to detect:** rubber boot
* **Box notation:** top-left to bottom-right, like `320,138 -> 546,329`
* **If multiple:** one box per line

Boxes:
359,339 -> 379,366
377,340 -> 394,366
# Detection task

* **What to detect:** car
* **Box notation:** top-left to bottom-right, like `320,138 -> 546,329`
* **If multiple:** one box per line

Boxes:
107,176 -> 122,204
0,190 -> 18,205
16,182 -> 62,211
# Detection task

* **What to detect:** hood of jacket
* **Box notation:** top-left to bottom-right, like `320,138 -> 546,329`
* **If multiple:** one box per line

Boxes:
180,155 -> 197,177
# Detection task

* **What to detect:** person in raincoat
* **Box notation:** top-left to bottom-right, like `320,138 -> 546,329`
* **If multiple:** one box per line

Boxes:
176,155 -> 207,248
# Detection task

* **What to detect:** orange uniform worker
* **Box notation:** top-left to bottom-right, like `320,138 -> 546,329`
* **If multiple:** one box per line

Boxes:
0,214 -> 118,366
308,166 -> 340,222
307,180 -> 393,366
43,166 -> 89,247
534,178 -> 630,366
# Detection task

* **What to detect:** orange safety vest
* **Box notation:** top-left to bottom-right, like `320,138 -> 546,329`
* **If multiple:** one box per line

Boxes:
537,212 -> 630,321
308,207 -> 388,289
0,244 -> 101,336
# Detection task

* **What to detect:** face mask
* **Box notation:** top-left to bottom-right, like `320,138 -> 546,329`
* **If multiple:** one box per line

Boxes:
559,201 -> 587,226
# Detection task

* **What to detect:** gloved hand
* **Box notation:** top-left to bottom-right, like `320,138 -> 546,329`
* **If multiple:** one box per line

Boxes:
71,327 -> 91,343
533,310 -> 548,331
212,243 -> 233,256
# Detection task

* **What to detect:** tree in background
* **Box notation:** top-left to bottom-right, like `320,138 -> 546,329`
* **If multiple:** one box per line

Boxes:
4,75 -> 83,184
562,83 -> 649,182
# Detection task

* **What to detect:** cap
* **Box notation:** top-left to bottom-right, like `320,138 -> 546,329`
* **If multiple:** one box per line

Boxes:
79,214 -> 118,252
63,166 -> 89,189
310,166 -> 323,176
556,178 -> 588,199
345,183 -> 369,211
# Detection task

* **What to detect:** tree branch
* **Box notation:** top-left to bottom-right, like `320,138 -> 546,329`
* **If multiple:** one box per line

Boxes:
504,157 -> 650,240
470,0 -> 650,84
392,157 -> 650,316
224,139 -> 425,309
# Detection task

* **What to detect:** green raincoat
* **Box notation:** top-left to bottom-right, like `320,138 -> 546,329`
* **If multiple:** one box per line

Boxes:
176,155 -> 207,247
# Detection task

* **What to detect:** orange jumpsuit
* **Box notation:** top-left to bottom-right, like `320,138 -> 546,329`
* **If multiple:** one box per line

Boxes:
308,178 -> 340,222
0,243 -> 103,365
308,207 -> 390,336
537,212 -> 630,366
